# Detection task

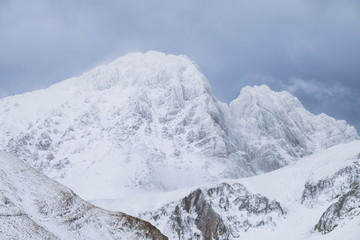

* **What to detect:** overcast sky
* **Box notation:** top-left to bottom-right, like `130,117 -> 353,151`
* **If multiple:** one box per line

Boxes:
1,0 -> 359,131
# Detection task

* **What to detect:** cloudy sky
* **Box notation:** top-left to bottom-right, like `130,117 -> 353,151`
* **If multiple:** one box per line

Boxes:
1,0 -> 359,130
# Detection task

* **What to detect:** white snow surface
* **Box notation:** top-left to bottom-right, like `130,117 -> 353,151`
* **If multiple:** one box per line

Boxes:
225,140 -> 360,240
0,51 -> 358,201
94,140 -> 360,240
0,151 -> 167,240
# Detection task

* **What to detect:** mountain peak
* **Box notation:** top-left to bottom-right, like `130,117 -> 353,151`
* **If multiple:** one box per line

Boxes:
238,84 -> 300,101
230,84 -> 303,119
58,51 -> 211,95
240,83 -> 271,93
226,84 -> 358,173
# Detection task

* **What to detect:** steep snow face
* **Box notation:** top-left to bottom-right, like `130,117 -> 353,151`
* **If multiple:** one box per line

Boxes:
0,51 -> 357,199
0,151 -> 168,240
227,84 -> 358,173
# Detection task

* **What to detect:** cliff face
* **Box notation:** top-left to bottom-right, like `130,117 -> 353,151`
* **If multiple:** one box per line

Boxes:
314,188 -> 360,234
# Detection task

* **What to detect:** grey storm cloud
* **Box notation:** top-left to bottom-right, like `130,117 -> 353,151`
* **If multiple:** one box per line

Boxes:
0,0 -> 359,130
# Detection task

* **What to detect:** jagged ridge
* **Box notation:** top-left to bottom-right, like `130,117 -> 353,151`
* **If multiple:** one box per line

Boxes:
139,182 -> 285,240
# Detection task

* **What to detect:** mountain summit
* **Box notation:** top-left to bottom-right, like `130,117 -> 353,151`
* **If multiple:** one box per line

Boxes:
0,51 -> 357,199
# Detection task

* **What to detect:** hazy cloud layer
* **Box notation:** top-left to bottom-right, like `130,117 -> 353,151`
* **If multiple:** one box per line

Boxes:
0,0 -> 359,130
284,78 -> 351,98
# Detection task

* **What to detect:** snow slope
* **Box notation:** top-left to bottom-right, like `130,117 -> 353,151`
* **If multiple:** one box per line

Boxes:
232,140 -> 360,240
0,51 -> 357,200
0,151 -> 168,240
94,140 -> 360,240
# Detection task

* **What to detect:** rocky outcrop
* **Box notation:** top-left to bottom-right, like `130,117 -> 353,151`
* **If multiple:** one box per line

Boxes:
301,160 -> 360,207
300,154 -> 360,235
140,182 -> 285,239
314,188 -> 360,234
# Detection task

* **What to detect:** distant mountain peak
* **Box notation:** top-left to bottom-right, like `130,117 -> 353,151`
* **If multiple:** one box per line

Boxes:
231,84 -> 303,117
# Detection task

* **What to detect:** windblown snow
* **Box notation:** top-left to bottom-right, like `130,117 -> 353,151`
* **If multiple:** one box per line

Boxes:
0,51 -> 357,200
0,51 -> 359,239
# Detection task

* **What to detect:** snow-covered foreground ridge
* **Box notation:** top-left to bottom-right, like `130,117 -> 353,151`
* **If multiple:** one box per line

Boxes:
95,140 -> 360,240
0,151 -> 167,239
0,51 -> 358,200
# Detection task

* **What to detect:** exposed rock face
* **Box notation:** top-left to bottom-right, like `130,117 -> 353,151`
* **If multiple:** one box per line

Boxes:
300,154 -> 360,235
140,182 -> 285,239
314,188 -> 360,234
0,151 -> 167,240
301,160 -> 360,207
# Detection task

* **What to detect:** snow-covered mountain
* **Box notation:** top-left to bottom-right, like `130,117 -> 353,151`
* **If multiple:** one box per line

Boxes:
0,51 -> 358,200
95,140 -> 360,240
0,151 -> 167,239
226,84 -> 358,173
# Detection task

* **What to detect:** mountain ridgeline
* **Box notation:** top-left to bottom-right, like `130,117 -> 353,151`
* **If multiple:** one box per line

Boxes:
0,51 -> 358,199
0,151 -> 168,240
